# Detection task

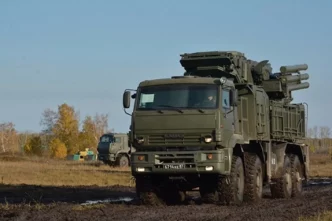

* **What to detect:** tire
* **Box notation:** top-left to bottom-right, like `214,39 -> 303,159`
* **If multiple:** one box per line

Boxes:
243,152 -> 263,202
161,186 -> 186,205
200,186 -> 217,204
117,155 -> 129,167
270,154 -> 292,199
199,175 -> 217,204
217,155 -> 245,205
135,176 -> 164,206
290,154 -> 303,197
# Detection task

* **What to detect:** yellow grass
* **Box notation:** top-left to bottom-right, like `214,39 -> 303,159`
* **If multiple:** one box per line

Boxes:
308,153 -> 332,177
299,211 -> 332,221
0,155 -> 132,187
0,152 -> 331,188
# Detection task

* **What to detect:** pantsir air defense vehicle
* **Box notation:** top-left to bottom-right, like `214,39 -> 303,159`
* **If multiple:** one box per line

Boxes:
122,51 -> 310,205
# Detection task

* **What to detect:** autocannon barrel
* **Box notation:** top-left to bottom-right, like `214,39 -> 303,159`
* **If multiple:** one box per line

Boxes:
280,64 -> 308,73
287,82 -> 310,92
282,73 -> 309,83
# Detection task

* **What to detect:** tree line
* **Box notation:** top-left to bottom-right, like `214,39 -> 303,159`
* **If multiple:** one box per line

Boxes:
1,106 -> 331,159
305,126 -> 332,154
0,103 -> 112,159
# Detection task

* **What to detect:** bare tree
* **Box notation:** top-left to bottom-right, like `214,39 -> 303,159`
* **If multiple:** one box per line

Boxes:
319,126 -> 331,149
319,126 -> 331,139
0,122 -> 16,152
313,126 -> 318,139
307,127 -> 313,138
17,131 -> 31,151
40,108 -> 58,134
93,113 -> 109,142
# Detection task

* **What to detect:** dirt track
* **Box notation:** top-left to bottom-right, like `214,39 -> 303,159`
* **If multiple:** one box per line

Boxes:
1,179 -> 332,221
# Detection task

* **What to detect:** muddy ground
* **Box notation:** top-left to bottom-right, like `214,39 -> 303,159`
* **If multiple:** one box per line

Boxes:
1,178 -> 332,221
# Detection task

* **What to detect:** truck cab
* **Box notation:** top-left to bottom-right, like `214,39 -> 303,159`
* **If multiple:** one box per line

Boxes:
97,133 -> 134,167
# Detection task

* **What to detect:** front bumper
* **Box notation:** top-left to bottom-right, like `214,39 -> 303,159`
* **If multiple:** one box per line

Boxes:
98,154 -> 115,162
131,149 -> 231,175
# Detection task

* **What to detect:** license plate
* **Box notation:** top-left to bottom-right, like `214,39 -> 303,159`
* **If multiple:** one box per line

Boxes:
163,164 -> 185,169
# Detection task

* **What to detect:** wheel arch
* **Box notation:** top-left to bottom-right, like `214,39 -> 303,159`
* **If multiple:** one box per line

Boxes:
285,143 -> 308,179
242,141 -> 266,166
228,134 -> 245,166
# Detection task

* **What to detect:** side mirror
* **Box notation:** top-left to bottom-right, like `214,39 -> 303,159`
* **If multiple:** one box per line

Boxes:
123,91 -> 131,108
230,90 -> 238,106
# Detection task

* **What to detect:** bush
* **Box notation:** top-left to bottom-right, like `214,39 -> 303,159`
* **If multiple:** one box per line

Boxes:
49,138 -> 67,159
23,136 -> 43,156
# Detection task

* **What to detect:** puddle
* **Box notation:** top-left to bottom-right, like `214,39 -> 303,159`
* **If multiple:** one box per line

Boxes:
309,181 -> 332,185
81,197 -> 134,205
305,177 -> 332,187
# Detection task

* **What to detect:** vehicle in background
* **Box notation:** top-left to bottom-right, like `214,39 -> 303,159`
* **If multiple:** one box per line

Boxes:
97,133 -> 135,167
67,148 -> 97,161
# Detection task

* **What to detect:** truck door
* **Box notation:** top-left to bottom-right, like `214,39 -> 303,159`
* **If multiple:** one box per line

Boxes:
111,136 -> 122,153
221,88 -> 235,140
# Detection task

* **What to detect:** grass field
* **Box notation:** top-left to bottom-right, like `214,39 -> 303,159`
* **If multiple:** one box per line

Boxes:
0,152 -> 331,187
299,211 -> 332,221
0,153 -> 132,187
308,153 -> 332,177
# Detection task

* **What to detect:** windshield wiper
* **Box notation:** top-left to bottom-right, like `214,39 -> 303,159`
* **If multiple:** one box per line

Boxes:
156,105 -> 184,113
143,107 -> 164,113
186,106 -> 205,113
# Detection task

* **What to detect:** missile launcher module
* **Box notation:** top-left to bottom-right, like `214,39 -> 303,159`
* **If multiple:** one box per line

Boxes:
123,50 -> 310,206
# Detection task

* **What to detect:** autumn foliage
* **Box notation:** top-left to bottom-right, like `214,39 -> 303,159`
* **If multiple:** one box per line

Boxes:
51,103 -> 80,155
23,135 -> 43,156
0,102 -> 111,159
5,102 -> 331,161
39,103 -> 110,158
49,138 -> 67,159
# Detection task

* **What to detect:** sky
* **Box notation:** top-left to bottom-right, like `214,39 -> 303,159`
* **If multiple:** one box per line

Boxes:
0,0 -> 331,133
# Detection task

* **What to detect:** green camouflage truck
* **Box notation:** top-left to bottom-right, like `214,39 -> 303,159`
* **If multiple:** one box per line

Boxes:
97,133 -> 135,167
122,51 -> 310,205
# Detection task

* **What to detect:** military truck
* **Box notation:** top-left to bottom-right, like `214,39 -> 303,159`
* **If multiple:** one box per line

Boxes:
97,133 -> 135,167
122,51 -> 310,205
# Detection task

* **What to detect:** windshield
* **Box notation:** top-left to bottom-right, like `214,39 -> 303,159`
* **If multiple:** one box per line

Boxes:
100,135 -> 114,143
137,84 -> 219,110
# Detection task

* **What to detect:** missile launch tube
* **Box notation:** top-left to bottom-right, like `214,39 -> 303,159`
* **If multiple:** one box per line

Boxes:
288,82 -> 310,92
282,73 -> 309,83
280,64 -> 308,73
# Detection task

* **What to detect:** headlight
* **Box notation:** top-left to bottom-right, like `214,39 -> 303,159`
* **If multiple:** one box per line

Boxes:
135,136 -> 144,144
204,135 -> 213,143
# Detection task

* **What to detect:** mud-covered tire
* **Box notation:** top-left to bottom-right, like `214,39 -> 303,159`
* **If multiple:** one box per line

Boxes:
243,152 -> 263,202
200,176 -> 217,204
290,154 -> 303,197
116,155 -> 129,167
161,187 -> 186,205
270,154 -> 292,199
135,176 -> 164,206
217,155 -> 244,205
200,187 -> 216,204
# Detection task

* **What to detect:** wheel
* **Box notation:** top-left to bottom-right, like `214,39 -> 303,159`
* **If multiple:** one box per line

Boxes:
160,186 -> 186,205
290,154 -> 303,197
243,152 -> 263,202
199,175 -> 217,204
117,155 -> 129,167
217,155 -> 245,205
270,154 -> 292,198
135,176 -> 164,206
200,184 -> 217,204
